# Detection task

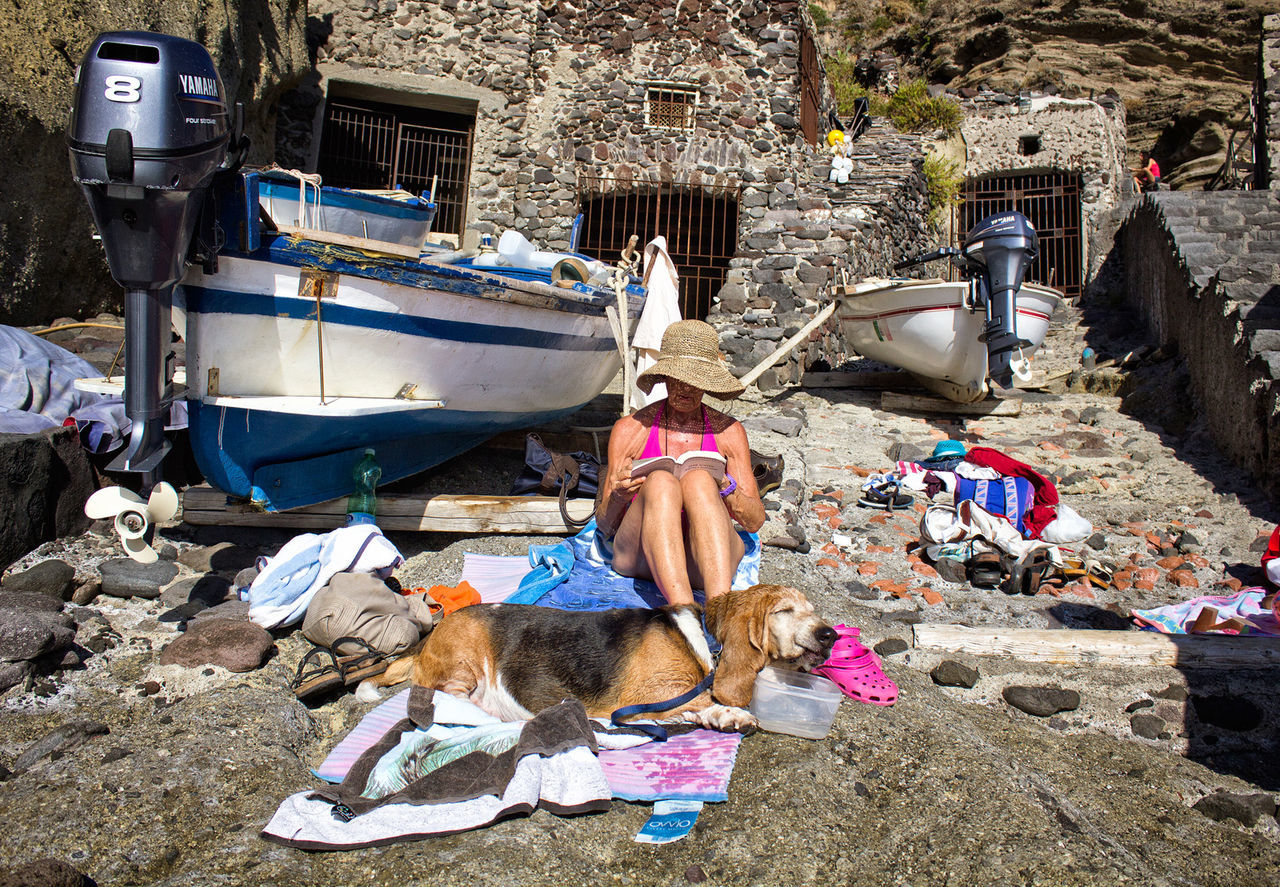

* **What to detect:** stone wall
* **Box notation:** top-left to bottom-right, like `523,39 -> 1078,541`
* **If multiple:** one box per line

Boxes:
1259,13 -> 1280,189
958,92 -> 1128,278
0,0 -> 309,325
277,0 -> 930,387
1119,191 -> 1280,495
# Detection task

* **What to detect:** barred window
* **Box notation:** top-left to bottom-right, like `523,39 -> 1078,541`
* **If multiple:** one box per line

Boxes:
645,84 -> 698,132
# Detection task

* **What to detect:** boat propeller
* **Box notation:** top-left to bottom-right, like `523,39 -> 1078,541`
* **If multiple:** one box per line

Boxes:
84,483 -> 180,564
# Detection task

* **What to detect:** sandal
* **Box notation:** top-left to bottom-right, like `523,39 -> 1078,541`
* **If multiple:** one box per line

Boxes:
813,624 -> 898,707
331,636 -> 390,685
966,551 -> 1004,589
858,477 -> 913,511
1016,552 -> 1053,596
291,646 -> 344,701
751,450 -> 784,495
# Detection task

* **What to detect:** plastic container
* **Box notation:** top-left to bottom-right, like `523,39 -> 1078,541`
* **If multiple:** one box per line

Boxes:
346,449 -> 381,525
748,666 -> 843,739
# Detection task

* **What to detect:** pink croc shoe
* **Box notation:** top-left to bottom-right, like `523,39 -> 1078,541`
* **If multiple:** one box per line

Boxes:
814,624 -> 898,707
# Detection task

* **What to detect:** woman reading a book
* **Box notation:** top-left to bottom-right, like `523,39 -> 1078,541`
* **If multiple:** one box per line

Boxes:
596,320 -> 766,605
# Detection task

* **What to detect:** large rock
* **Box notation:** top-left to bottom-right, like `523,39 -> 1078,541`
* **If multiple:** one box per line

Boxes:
0,610 -> 76,663
1002,685 -> 1081,718
97,558 -> 179,600
2,559 -> 76,601
0,428 -> 95,574
157,618 -> 274,673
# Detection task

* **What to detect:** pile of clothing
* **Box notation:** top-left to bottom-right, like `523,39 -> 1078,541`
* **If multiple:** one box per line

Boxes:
240,523 -> 479,700
861,440 -> 1095,594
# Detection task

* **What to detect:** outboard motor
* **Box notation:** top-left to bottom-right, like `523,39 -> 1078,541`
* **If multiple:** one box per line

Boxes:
960,211 -> 1039,386
68,31 -> 239,485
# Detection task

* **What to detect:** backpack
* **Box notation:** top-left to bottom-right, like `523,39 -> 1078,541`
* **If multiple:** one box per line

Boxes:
954,476 -> 1035,537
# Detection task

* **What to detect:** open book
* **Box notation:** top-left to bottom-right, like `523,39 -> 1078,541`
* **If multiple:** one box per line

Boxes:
630,450 -> 727,482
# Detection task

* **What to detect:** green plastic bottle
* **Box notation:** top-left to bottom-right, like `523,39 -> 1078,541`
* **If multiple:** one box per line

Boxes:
346,449 -> 381,525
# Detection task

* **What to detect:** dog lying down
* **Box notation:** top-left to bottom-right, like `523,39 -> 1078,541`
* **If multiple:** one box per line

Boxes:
361,584 -> 837,733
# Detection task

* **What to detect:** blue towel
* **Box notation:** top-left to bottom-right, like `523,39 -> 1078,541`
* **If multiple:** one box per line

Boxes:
532,520 -> 760,612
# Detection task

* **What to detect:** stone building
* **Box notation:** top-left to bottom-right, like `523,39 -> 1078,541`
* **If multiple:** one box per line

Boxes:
953,92 -> 1128,300
273,0 -> 929,388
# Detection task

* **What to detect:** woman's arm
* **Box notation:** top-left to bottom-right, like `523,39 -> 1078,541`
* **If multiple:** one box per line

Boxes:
595,414 -> 649,537
716,421 -> 766,533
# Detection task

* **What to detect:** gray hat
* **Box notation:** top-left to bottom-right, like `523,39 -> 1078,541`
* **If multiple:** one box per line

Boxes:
636,320 -> 745,399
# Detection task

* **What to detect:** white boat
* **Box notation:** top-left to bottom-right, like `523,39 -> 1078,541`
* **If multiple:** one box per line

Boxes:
836,277 -> 1061,403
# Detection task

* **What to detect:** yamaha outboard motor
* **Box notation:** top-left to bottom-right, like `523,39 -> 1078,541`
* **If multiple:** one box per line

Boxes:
960,211 -> 1039,386
68,31 -> 238,485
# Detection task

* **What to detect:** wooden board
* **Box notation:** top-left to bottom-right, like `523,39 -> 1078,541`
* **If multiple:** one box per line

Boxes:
276,224 -> 423,260
913,624 -> 1280,669
182,485 -> 593,534
881,392 -> 1022,417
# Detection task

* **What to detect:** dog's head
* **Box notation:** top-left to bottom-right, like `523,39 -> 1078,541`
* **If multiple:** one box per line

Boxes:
704,584 -> 837,708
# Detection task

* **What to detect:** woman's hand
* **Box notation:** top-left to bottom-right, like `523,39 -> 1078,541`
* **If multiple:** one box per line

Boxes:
608,459 -> 644,501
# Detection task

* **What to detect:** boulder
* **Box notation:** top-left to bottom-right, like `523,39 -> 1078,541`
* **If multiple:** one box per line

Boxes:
0,428 -> 95,574
157,618 -> 274,673
98,559 -> 179,600
2,559 -> 76,601
0,610 -> 76,662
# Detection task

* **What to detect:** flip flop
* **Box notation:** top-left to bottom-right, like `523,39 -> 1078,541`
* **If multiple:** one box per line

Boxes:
291,646 -> 343,701
813,625 -> 897,706
858,478 -> 913,511
331,636 -> 390,685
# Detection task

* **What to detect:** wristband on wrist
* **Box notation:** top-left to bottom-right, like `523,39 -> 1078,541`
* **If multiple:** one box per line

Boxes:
719,473 -> 737,497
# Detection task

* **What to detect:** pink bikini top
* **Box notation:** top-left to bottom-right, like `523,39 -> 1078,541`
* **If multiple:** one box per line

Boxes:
641,403 -> 719,458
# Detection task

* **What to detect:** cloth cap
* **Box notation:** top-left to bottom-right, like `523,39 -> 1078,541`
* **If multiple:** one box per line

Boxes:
635,320 -> 745,399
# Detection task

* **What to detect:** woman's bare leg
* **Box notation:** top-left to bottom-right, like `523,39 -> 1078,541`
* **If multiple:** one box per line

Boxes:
611,471 -> 696,604
680,470 -> 745,599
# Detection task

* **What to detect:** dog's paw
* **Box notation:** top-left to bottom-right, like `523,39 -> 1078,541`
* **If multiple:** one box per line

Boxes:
686,704 -> 758,734
354,679 -> 383,704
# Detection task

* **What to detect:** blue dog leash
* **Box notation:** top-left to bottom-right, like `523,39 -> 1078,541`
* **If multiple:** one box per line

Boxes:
610,669 -> 716,741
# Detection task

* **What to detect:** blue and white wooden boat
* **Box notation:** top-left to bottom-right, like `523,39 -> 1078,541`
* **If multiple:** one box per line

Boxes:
172,170 -> 642,511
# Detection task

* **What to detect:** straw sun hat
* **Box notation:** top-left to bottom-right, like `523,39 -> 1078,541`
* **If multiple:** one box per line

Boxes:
636,319 -> 745,399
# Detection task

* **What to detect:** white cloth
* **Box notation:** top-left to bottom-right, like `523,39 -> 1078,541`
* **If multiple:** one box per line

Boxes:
633,236 -> 683,407
1039,503 -> 1093,544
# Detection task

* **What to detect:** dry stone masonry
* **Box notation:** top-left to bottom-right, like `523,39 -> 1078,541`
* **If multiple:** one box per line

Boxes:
276,0 -> 930,387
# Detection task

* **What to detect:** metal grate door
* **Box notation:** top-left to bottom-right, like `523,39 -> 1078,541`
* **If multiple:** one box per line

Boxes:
959,172 -> 1083,299
317,99 -> 473,238
577,177 -> 741,321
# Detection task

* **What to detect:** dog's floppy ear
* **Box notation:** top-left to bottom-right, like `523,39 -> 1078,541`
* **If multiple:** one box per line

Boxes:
707,585 -> 780,708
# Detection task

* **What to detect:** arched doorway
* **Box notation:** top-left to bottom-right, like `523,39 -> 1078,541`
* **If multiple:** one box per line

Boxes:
577,178 -> 740,320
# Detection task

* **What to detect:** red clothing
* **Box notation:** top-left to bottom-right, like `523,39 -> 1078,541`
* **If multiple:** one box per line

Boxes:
1148,159 -> 1161,178
963,446 -> 1059,539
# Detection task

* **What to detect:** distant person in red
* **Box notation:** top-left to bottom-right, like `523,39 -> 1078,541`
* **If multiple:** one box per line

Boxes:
1133,150 -> 1161,191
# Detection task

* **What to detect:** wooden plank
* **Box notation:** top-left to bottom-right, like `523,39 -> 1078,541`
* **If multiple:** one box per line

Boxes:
801,370 -> 920,390
182,485 -> 593,534
913,624 -> 1280,669
739,301 -> 838,388
881,392 -> 1022,417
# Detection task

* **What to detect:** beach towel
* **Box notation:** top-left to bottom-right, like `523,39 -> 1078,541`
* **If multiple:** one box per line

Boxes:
315,688 -> 741,804
1131,588 -> 1280,636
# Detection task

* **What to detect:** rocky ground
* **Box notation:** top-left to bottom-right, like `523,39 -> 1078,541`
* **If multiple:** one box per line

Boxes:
2,292 -> 1279,886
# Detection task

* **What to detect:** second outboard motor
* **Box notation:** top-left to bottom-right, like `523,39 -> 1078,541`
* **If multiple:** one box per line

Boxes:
68,31 -> 237,484
961,211 -> 1039,386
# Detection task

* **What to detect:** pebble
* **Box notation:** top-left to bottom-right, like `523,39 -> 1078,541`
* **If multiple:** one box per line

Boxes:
1,559 -> 76,601
931,660 -> 979,688
98,558 -> 179,599
156,618 -> 273,672
1191,791 -> 1279,827
1002,685 -> 1081,717
873,638 -> 908,656
1129,713 -> 1165,739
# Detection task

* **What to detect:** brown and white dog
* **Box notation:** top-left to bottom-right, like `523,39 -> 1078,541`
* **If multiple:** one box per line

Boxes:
363,584 -> 836,732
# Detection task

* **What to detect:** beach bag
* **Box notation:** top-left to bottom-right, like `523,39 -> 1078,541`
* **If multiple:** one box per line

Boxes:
510,433 -> 600,531
954,476 -> 1035,537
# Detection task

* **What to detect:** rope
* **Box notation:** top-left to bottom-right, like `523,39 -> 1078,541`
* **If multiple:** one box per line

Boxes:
266,165 -> 323,228
29,322 -> 125,336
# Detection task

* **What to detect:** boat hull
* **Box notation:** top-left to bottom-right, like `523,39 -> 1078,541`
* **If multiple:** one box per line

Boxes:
836,279 -> 1060,402
177,235 -> 631,510
257,172 -> 436,250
